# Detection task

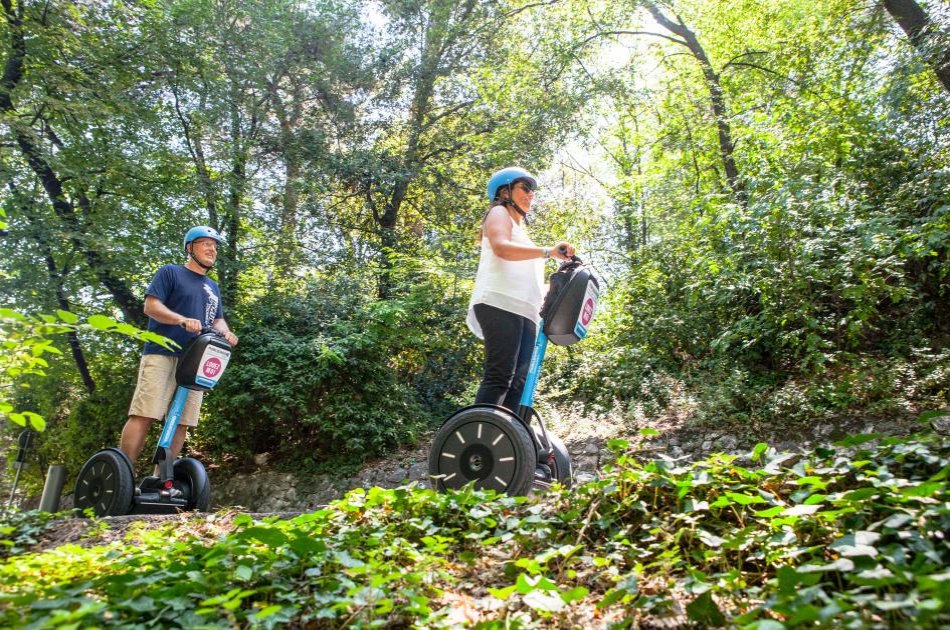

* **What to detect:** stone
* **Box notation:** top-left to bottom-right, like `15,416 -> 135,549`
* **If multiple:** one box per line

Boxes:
408,462 -> 429,482
574,472 -> 597,485
716,435 -> 738,451
253,452 -> 271,467
583,442 -> 600,455
385,468 -> 408,485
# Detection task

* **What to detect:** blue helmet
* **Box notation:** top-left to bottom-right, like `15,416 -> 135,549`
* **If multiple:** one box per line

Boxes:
486,167 -> 537,202
183,226 -> 224,251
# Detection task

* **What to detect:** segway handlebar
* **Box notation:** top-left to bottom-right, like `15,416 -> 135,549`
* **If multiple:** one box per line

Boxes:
178,322 -> 226,336
555,245 -> 582,264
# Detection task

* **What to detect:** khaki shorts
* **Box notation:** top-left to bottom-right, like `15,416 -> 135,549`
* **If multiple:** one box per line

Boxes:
128,354 -> 203,427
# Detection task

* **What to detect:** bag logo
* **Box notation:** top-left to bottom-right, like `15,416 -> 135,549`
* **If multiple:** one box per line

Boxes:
202,357 -> 223,378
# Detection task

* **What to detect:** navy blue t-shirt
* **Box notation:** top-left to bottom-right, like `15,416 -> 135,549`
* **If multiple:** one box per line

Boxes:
143,264 -> 223,356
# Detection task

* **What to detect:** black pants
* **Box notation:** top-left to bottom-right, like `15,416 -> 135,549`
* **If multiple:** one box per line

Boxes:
474,303 -> 537,412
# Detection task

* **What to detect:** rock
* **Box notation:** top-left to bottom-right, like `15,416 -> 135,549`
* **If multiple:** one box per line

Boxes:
583,442 -> 600,455
253,452 -> 271,467
574,472 -> 597,485
716,435 -> 738,451
385,468 -> 408,485
408,462 -> 429,482
574,455 -> 598,472
701,440 -> 713,451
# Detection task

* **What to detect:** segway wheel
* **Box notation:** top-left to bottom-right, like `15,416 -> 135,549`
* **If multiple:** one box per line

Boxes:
173,457 -> 211,511
547,434 -> 573,488
428,406 -> 537,496
74,449 -> 135,516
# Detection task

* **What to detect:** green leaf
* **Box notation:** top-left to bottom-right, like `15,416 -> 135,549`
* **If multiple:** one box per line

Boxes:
560,586 -> 588,604
488,584 -> 517,600
86,315 -> 118,331
254,605 -> 283,620
751,442 -> 768,462
235,565 -> 253,580
639,427 -> 660,437
22,411 -> 46,432
55,309 -> 79,324
724,492 -> 767,505
686,591 -> 725,626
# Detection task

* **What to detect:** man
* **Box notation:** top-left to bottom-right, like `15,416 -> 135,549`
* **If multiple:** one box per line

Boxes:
119,226 -> 239,469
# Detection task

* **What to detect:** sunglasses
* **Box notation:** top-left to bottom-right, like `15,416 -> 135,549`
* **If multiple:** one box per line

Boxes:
514,180 -> 537,193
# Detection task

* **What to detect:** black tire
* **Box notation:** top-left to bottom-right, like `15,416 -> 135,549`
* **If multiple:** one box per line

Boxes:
532,428 -> 573,488
428,406 -> 537,496
173,457 -> 211,511
74,448 -> 135,516
548,434 -> 573,488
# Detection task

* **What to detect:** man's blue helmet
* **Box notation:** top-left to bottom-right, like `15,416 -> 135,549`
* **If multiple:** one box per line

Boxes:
486,167 -> 537,202
183,226 -> 225,251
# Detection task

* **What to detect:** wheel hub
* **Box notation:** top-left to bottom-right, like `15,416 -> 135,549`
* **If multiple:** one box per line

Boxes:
460,444 -> 494,480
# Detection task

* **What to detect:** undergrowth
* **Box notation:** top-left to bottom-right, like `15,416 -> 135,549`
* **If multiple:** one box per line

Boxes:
0,427 -> 947,628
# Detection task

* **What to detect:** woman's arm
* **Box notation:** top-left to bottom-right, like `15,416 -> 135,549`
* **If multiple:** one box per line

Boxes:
484,206 -> 575,261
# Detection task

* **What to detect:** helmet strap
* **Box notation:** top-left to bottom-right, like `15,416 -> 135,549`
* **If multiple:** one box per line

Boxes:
501,198 -> 528,223
188,245 -> 214,271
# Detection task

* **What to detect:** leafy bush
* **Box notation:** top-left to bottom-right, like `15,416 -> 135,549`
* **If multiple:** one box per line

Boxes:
199,273 -> 480,472
0,428 -> 945,627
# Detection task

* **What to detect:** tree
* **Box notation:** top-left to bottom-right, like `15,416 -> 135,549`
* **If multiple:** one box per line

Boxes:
882,0 -> 950,94
0,0 -> 148,325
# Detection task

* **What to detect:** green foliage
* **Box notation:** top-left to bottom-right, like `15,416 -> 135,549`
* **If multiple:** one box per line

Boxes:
0,430 -> 946,626
200,271 -> 479,471
0,511 -> 63,560
0,309 -> 171,432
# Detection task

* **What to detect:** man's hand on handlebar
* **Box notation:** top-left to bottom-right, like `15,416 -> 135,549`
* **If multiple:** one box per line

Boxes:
179,318 -> 202,334
220,331 -> 239,347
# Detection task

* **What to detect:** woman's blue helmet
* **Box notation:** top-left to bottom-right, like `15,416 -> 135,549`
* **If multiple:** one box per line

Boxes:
183,226 -> 225,251
486,167 -> 537,202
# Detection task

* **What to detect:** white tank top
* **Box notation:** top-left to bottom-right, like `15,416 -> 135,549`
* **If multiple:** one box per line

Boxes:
467,212 -> 543,339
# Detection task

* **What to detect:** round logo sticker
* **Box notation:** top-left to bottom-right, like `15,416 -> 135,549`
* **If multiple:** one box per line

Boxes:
202,357 -> 222,379
581,298 -> 595,326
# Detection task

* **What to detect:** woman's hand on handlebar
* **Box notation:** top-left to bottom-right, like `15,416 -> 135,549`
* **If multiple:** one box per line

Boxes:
551,241 -> 575,261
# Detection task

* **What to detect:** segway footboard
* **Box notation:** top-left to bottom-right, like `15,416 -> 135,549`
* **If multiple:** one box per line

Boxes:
428,405 -> 537,496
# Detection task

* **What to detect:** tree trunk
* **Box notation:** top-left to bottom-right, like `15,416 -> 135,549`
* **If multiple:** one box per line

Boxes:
883,0 -> 950,94
271,78 -> 304,277
14,182 -> 96,393
644,1 -> 747,207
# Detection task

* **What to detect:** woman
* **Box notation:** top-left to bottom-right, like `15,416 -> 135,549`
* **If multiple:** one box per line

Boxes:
467,167 -> 575,412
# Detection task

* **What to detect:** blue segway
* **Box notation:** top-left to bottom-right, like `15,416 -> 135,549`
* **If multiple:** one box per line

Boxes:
74,330 -> 232,516
429,255 -> 600,495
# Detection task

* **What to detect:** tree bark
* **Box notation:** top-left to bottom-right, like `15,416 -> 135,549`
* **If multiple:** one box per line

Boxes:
644,1 -> 747,207
883,0 -> 950,94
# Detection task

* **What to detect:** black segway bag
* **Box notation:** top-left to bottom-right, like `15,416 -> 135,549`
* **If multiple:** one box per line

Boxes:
175,332 -> 232,391
540,259 -> 600,346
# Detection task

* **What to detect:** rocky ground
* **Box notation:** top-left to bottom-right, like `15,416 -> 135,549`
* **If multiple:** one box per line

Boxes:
209,401 -> 924,512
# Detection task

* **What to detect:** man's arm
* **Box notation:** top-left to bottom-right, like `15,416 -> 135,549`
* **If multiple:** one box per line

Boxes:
144,295 -> 203,333
213,318 -> 239,347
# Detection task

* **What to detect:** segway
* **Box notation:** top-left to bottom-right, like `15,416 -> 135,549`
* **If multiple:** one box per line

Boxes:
74,329 -> 232,516
429,254 -> 600,495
